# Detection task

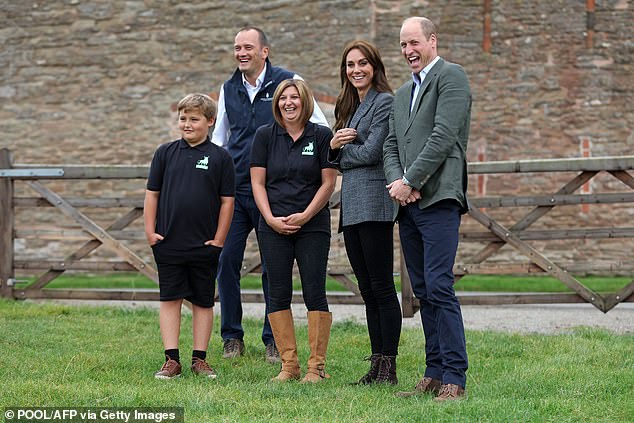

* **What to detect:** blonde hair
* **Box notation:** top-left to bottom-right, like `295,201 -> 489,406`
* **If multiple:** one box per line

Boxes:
177,93 -> 217,120
272,79 -> 314,128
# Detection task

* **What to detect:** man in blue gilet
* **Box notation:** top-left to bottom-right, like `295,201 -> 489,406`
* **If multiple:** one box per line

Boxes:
211,26 -> 328,364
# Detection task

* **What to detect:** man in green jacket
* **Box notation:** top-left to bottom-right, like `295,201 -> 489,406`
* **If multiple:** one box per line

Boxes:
384,16 -> 471,402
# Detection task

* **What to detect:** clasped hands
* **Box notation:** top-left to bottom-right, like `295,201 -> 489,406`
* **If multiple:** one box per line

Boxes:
267,213 -> 308,236
386,178 -> 421,206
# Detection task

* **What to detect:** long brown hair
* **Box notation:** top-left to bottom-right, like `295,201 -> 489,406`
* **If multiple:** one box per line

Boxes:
334,40 -> 392,131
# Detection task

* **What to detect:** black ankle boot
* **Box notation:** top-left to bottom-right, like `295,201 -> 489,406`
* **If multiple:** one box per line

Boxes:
353,353 -> 382,385
375,355 -> 397,385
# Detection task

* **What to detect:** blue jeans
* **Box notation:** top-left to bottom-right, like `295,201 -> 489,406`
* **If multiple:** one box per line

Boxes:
398,200 -> 468,388
217,193 -> 274,345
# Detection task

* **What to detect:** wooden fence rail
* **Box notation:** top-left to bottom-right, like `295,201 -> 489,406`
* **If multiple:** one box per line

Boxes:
1,148 -> 633,316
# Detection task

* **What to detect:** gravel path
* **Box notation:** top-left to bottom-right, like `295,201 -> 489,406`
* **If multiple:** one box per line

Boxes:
33,298 -> 634,335
240,301 -> 634,334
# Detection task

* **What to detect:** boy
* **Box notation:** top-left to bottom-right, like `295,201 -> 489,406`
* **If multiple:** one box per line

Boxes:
144,93 -> 235,379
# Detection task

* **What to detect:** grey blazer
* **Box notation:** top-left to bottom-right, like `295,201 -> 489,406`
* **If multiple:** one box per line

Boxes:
329,88 -> 396,229
383,58 -> 471,220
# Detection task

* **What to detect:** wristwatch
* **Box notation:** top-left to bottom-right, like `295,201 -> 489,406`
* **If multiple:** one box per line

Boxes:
401,175 -> 413,187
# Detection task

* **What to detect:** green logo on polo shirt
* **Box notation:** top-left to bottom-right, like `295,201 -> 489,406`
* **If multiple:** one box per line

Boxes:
302,141 -> 314,156
196,156 -> 209,170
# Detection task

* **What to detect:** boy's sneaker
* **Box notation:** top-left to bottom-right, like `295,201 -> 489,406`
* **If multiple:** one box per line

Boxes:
222,339 -> 245,359
191,357 -> 217,379
154,358 -> 182,379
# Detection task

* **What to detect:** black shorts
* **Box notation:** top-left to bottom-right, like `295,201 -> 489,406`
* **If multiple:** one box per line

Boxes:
152,243 -> 221,308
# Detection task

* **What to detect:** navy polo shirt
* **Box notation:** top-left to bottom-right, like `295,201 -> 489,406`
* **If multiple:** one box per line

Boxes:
147,138 -> 235,251
250,121 -> 335,233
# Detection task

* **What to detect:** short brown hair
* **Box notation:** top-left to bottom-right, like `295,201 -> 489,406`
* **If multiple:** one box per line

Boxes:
177,93 -> 217,120
404,16 -> 437,40
237,26 -> 270,48
272,79 -> 314,128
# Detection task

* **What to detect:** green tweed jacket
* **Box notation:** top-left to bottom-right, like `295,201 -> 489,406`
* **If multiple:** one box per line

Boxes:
383,57 -> 471,219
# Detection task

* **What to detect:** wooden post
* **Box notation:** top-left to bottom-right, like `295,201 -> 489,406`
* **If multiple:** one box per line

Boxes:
482,0 -> 492,53
400,247 -> 419,318
0,149 -> 14,298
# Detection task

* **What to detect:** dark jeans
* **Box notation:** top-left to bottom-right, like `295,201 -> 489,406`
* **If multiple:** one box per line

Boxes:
217,193 -> 273,345
343,221 -> 401,356
398,200 -> 468,388
258,227 -> 330,313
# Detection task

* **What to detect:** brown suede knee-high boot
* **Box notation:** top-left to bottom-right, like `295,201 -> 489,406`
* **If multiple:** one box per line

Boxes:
301,311 -> 332,383
268,309 -> 301,381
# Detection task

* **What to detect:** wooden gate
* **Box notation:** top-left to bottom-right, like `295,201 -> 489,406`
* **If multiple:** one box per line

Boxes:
401,156 -> 634,316
1,148 -> 633,315
0,148 -> 360,305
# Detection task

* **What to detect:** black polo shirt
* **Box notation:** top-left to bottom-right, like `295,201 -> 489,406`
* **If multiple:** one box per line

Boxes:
147,137 -> 235,251
250,121 -> 335,233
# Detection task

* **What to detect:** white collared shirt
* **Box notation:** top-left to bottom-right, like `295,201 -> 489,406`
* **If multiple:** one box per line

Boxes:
211,63 -> 329,147
242,64 -> 267,102
410,55 -> 441,113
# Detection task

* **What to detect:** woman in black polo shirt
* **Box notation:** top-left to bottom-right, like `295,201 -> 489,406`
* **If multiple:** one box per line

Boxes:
250,79 -> 337,383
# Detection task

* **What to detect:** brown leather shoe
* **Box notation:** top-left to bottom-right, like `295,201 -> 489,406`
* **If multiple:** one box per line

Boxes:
191,357 -> 217,379
395,376 -> 442,397
265,343 -> 281,365
434,383 -> 466,401
222,339 -> 245,359
154,357 -> 182,380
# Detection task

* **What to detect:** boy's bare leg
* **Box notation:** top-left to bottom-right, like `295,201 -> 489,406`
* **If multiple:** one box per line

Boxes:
159,299 -> 183,349
192,304 -> 214,351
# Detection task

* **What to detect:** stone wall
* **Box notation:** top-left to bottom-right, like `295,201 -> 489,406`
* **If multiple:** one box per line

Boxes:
1,1 -> 633,275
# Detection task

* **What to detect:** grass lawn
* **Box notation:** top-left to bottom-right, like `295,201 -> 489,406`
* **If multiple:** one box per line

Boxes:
29,273 -> 632,295
1,299 -> 632,422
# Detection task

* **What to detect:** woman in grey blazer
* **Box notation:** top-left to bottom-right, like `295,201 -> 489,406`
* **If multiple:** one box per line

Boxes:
328,40 -> 402,385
